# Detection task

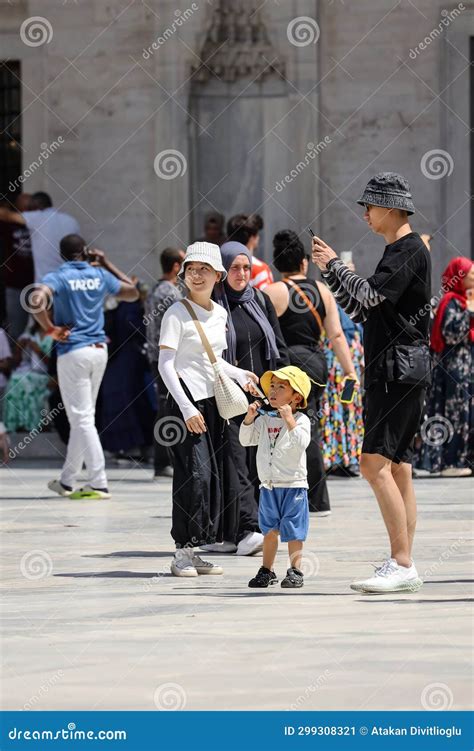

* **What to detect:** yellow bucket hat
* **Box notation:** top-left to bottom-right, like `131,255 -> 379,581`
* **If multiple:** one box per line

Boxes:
260,366 -> 313,409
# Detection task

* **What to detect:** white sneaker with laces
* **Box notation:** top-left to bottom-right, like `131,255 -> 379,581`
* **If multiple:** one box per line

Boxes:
170,549 -> 198,577
199,541 -> 237,553
350,558 -> 423,593
192,554 -> 223,575
48,479 -> 73,497
236,532 -> 264,556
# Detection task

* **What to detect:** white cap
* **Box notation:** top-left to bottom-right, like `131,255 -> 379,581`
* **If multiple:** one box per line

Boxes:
179,242 -> 227,280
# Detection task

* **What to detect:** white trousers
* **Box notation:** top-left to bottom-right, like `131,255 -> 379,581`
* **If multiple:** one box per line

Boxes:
57,345 -> 108,489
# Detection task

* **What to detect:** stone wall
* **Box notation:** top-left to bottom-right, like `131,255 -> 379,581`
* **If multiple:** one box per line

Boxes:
1,0 -> 472,290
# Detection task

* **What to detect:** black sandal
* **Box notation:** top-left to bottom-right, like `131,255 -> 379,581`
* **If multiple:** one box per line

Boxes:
248,566 -> 278,588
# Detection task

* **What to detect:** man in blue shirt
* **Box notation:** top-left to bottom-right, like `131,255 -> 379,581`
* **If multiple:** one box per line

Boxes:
34,233 -> 138,500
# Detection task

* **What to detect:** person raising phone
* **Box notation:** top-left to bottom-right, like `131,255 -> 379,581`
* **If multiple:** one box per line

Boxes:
312,172 -> 431,594
32,233 -> 138,500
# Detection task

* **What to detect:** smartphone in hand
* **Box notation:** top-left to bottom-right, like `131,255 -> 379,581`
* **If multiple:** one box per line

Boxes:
340,378 -> 357,404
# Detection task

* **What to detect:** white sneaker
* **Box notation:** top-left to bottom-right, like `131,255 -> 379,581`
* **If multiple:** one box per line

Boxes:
191,554 -> 223,575
153,466 -> 174,479
236,532 -> 264,556
170,550 -> 198,577
351,558 -> 423,593
440,467 -> 472,477
48,479 -> 73,497
199,541 -> 237,553
313,510 -> 332,517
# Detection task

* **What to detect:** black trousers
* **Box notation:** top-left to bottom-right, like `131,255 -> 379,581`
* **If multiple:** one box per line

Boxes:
166,388 -> 225,548
306,385 -> 330,512
221,416 -> 260,544
287,345 -> 330,512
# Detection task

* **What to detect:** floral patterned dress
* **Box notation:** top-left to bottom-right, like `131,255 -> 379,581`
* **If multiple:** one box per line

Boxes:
320,307 -> 365,470
418,299 -> 473,472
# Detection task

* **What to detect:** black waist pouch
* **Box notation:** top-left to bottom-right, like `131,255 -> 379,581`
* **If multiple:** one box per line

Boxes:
385,343 -> 432,388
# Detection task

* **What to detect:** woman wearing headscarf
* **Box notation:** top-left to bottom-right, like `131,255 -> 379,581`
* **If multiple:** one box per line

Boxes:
202,241 -> 289,556
421,256 -> 474,476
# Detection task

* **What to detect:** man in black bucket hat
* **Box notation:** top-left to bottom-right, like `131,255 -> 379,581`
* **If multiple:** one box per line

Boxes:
312,171 -> 431,594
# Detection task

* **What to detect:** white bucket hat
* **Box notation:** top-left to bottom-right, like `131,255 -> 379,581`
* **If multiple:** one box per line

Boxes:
179,242 -> 227,280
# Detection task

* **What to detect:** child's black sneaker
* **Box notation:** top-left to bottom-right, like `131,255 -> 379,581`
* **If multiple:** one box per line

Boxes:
248,566 -> 278,588
281,567 -> 304,588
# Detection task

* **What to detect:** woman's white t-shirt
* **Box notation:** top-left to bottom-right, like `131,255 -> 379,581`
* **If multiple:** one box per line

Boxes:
159,299 -> 228,401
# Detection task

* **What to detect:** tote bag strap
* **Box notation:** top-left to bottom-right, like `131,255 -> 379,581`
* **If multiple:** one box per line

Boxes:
286,279 -> 325,335
180,299 -> 217,364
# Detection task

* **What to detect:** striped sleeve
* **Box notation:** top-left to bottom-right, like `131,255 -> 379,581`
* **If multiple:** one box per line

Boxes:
322,259 -> 385,323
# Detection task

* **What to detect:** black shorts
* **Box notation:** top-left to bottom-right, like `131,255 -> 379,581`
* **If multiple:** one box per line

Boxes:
362,383 -> 426,464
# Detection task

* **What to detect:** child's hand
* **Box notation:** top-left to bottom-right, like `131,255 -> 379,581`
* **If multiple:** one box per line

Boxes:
243,400 -> 261,425
278,404 -> 296,428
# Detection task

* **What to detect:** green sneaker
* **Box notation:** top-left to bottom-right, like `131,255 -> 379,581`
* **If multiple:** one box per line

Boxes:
69,485 -> 110,500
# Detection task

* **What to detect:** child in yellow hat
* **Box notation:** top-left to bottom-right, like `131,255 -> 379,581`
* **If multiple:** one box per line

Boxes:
239,366 -> 312,588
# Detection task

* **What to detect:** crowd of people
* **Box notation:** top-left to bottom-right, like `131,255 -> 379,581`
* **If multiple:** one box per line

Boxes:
0,175 -> 472,592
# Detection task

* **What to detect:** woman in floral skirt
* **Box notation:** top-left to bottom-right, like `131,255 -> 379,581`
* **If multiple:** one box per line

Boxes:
419,256 -> 474,477
320,305 -> 365,476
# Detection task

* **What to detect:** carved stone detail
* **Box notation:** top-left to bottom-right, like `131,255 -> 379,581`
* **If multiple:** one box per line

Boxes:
191,0 -> 286,83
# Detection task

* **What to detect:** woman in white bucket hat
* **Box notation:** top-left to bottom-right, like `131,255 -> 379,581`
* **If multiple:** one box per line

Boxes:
158,242 -> 258,577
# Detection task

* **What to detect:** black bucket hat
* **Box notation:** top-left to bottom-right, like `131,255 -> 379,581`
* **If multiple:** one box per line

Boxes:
357,171 -> 415,215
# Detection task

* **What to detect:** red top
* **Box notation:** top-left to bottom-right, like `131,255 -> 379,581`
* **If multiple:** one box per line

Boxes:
250,255 -> 274,290
430,256 -> 474,353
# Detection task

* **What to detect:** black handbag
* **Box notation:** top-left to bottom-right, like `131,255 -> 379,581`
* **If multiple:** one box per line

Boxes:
385,342 -> 432,387
381,304 -> 432,388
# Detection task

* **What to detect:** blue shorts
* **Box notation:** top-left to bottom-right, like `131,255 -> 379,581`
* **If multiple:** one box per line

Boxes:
258,487 -> 309,542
